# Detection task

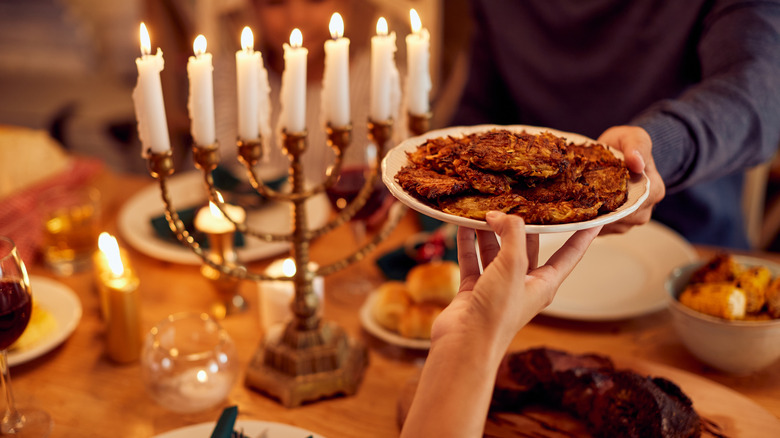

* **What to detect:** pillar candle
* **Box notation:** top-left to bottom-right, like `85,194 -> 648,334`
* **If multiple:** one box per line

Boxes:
132,22 -> 171,157
405,9 -> 431,116
187,34 -> 216,146
322,12 -> 351,128
95,232 -> 141,363
236,26 -> 260,140
370,17 -> 400,122
280,28 -> 308,133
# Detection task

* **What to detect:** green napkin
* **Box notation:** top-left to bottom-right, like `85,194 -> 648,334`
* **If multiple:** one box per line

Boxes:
210,405 -> 238,438
375,214 -> 458,281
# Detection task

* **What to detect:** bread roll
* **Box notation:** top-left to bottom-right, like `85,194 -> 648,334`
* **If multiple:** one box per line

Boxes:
406,261 -> 459,305
398,304 -> 443,339
371,281 -> 411,332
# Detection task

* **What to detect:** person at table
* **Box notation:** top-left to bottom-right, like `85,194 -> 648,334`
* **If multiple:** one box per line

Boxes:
451,0 -> 780,249
400,211 -> 601,436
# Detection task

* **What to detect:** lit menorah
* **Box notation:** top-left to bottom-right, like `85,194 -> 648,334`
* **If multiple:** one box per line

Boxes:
145,112 -> 429,407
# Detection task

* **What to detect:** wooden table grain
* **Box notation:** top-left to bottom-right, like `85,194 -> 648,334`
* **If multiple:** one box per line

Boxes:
12,170 -> 780,437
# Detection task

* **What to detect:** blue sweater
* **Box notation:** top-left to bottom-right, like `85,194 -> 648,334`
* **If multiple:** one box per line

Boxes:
452,0 -> 780,248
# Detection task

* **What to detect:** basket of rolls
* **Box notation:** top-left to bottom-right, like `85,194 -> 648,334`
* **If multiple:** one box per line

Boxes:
363,261 -> 459,346
665,253 -> 780,374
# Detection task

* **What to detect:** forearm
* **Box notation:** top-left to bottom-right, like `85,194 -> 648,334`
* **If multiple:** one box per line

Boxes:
400,333 -> 508,437
632,1 -> 780,192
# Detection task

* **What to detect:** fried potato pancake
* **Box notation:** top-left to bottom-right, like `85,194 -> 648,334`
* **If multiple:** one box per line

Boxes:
396,129 -> 629,224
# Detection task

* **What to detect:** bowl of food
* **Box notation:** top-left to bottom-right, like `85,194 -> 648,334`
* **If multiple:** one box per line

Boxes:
665,253 -> 780,374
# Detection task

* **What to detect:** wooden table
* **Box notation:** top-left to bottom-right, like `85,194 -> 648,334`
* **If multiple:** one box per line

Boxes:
13,170 -> 780,437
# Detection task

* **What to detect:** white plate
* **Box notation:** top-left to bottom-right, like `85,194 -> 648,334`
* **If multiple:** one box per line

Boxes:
359,293 -> 431,350
8,276 -> 82,366
382,124 -> 649,233
539,221 -> 698,320
118,171 -> 332,265
154,419 -> 325,438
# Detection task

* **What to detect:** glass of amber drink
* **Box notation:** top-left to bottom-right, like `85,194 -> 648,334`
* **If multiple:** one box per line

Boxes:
40,186 -> 101,276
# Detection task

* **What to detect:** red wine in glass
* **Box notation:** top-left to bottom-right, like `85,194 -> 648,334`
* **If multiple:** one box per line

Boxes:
0,281 -> 32,350
326,166 -> 389,221
0,236 -> 52,437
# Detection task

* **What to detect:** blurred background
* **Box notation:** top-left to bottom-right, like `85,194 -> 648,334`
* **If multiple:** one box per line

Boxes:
0,0 -> 470,175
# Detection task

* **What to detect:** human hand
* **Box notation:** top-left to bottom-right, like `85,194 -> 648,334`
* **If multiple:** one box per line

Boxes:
597,126 -> 666,235
430,212 -> 601,354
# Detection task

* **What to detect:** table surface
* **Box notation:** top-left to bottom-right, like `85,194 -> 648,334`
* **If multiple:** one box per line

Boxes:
12,170 -> 780,438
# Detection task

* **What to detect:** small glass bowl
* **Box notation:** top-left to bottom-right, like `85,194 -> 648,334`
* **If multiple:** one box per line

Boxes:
141,312 -> 238,413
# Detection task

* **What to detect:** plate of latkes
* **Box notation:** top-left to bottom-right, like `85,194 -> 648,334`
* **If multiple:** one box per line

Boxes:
382,124 -> 650,233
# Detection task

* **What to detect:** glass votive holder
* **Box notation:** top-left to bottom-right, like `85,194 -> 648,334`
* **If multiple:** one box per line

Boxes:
141,312 -> 238,413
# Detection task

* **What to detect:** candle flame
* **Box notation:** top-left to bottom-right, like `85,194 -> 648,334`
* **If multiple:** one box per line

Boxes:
290,28 -> 303,48
139,22 -> 152,56
376,17 -> 388,36
282,258 -> 296,277
196,369 -> 208,383
329,13 -> 344,39
208,200 -> 224,219
410,9 -> 422,34
98,232 -> 125,277
193,34 -> 207,56
241,26 -> 254,52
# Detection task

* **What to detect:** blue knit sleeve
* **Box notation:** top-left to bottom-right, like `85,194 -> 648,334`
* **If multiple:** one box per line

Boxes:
631,0 -> 780,193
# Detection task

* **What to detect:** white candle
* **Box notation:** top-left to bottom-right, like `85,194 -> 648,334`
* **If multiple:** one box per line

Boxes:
370,17 -> 400,122
257,52 -> 272,143
280,28 -> 308,133
405,9 -> 431,116
322,12 -> 351,128
194,198 -> 246,235
132,22 -> 171,156
259,258 -> 324,331
187,35 -> 216,146
236,27 -> 260,140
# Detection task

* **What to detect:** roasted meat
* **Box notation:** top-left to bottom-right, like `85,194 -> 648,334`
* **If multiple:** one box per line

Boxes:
493,348 -> 702,438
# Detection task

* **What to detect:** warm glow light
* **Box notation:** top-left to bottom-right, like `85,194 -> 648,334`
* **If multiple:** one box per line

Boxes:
139,22 -> 152,56
98,232 -> 125,277
290,28 -> 303,48
282,258 -> 296,277
208,200 -> 224,218
410,9 -> 422,34
241,26 -> 254,52
376,17 -> 388,36
329,13 -> 344,39
196,369 -> 208,383
193,34 -> 207,56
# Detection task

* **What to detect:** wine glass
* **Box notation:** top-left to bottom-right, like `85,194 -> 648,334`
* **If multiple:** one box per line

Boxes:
325,145 -> 391,295
0,236 -> 52,437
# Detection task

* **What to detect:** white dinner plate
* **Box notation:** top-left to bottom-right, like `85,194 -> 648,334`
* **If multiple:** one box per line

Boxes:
382,124 -> 649,233
118,171 -> 332,265
8,276 -> 82,366
539,221 -> 698,320
154,419 -> 325,438
359,293 -> 431,350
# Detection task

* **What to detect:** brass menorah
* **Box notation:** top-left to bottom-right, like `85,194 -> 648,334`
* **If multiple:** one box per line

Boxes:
145,113 -> 430,407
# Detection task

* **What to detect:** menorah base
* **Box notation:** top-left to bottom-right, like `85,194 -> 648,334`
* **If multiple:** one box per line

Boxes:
245,320 -> 368,407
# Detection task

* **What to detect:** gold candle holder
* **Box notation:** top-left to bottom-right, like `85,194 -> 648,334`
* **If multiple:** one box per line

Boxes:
147,111 -> 423,407
408,112 -> 432,137
200,230 -> 247,319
